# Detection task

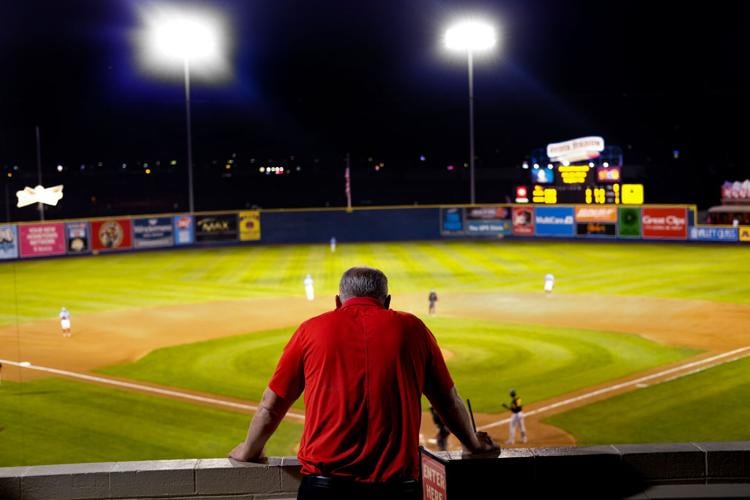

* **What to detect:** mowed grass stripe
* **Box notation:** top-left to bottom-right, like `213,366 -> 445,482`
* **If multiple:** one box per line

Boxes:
0,378 -> 302,467
98,318 -> 696,413
546,355 -> 750,445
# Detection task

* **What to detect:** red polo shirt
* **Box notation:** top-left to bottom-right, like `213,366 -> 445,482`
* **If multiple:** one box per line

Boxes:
268,296 -> 454,483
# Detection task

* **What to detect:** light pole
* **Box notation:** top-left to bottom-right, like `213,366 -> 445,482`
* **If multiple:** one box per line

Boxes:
139,6 -> 228,213
444,19 -> 498,205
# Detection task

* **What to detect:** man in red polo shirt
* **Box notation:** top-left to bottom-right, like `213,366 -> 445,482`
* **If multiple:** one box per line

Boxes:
230,267 -> 499,499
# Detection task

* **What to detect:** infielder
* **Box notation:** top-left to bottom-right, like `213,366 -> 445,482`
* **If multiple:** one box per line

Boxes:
502,389 -> 527,444
59,307 -> 72,337
304,274 -> 315,301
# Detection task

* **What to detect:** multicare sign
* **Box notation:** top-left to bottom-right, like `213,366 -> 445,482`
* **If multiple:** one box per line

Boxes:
688,226 -> 738,242
512,207 -> 534,236
0,224 -> 19,260
534,206 -> 575,237
19,222 -> 66,257
91,219 -> 133,251
133,217 -> 174,248
641,207 -> 688,240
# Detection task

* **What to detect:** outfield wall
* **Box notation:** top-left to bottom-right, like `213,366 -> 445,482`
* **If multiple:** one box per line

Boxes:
1,204 -> 748,262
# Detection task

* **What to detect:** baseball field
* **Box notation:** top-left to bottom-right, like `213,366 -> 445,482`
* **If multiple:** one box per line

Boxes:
1,240 -> 749,466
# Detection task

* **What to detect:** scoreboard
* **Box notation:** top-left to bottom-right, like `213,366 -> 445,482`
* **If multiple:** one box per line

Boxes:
524,163 -> 644,205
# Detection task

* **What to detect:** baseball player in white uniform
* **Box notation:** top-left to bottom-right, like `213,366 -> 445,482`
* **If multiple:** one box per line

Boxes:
59,307 -> 72,337
304,274 -> 315,301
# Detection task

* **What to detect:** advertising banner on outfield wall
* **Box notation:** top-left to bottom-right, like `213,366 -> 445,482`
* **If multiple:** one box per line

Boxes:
173,214 -> 194,245
741,226 -> 750,242
133,217 -> 175,248
688,226 -> 738,242
617,207 -> 641,237
19,222 -> 66,257
642,207 -> 688,240
440,208 -> 465,236
464,206 -> 511,236
195,213 -> 238,242
91,219 -> 133,251
0,224 -> 19,259
575,206 -> 618,223
576,223 -> 616,237
512,207 -> 534,236
239,211 -> 261,241
66,222 -> 90,254
534,206 -> 575,237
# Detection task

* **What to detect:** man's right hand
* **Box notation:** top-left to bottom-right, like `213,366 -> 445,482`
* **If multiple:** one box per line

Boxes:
464,431 -> 501,456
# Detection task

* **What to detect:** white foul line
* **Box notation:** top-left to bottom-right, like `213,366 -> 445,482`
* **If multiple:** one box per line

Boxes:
0,359 -> 305,422
478,346 -> 750,431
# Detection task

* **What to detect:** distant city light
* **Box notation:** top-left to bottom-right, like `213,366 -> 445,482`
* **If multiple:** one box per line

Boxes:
522,162 -> 529,169
603,162 -> 609,167
259,167 -> 265,173
589,162 -> 595,167
57,165 -> 63,172
296,166 -> 301,171
145,168 -> 152,175
13,165 -> 19,171
122,163 -> 128,169
419,155 -> 426,162
225,164 -> 231,169
444,19 -> 498,52
6,172 -> 11,178
547,164 -> 553,169
170,160 -> 177,165
447,165 -> 455,171
673,149 -> 680,159
80,165 -> 86,171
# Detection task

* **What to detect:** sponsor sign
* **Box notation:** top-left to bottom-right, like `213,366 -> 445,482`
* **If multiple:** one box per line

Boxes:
741,226 -> 750,242
421,454 -> 447,500
239,210 -> 261,241
534,206 -> 575,237
576,223 -> 616,237
66,222 -> 90,254
721,180 -> 750,202
133,217 -> 174,248
440,208 -> 464,235
642,207 -> 688,240
91,219 -> 133,251
596,165 -> 621,183
546,136 -> 604,163
688,226 -> 738,242
173,215 -> 194,245
575,206 -> 618,223
19,223 -> 66,257
617,207 -> 641,237
512,207 -> 535,236
195,213 -> 238,242
464,206 -> 511,236
0,224 -> 19,260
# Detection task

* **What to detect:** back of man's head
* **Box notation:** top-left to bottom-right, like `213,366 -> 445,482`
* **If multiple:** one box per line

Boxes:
339,267 -> 389,303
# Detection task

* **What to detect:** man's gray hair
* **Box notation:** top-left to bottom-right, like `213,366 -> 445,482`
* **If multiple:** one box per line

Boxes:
339,267 -> 389,302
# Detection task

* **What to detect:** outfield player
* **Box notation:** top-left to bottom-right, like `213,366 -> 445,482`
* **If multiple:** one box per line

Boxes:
59,307 -> 72,337
502,389 -> 527,444
330,236 -> 337,253
304,274 -> 315,301
544,273 -> 555,294
428,290 -> 438,315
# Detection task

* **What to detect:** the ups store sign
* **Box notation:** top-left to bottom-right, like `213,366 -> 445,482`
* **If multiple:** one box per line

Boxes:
195,213 -> 239,242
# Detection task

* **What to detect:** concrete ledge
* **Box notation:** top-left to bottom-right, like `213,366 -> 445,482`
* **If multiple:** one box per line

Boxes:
1,442 -> 749,499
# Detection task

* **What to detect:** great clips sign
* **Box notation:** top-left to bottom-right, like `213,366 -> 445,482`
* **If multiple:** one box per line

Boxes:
642,207 -> 688,240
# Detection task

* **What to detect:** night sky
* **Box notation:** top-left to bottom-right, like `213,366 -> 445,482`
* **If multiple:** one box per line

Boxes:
1,0 -> 749,211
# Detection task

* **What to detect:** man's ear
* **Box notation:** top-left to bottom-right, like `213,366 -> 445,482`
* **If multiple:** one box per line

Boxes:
335,295 -> 343,309
383,295 -> 391,309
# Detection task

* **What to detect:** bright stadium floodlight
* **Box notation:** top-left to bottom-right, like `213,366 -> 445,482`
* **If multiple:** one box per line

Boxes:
443,18 -> 499,205
136,4 -> 231,213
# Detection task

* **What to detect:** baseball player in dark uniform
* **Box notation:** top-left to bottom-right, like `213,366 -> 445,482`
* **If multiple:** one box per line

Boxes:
502,389 -> 527,444
428,290 -> 438,315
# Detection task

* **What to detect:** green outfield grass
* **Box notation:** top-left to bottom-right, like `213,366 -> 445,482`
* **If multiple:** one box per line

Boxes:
99,318 -> 697,412
545,356 -> 750,444
1,241 -> 750,325
0,378 -> 302,467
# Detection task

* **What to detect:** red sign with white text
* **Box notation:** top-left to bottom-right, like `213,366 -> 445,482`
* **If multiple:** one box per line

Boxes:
512,207 -> 535,236
642,207 -> 688,240
422,454 -> 447,500
19,223 -> 66,257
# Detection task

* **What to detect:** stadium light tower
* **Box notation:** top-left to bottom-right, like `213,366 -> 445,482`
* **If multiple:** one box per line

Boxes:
138,5 -> 230,213
444,18 -> 498,205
